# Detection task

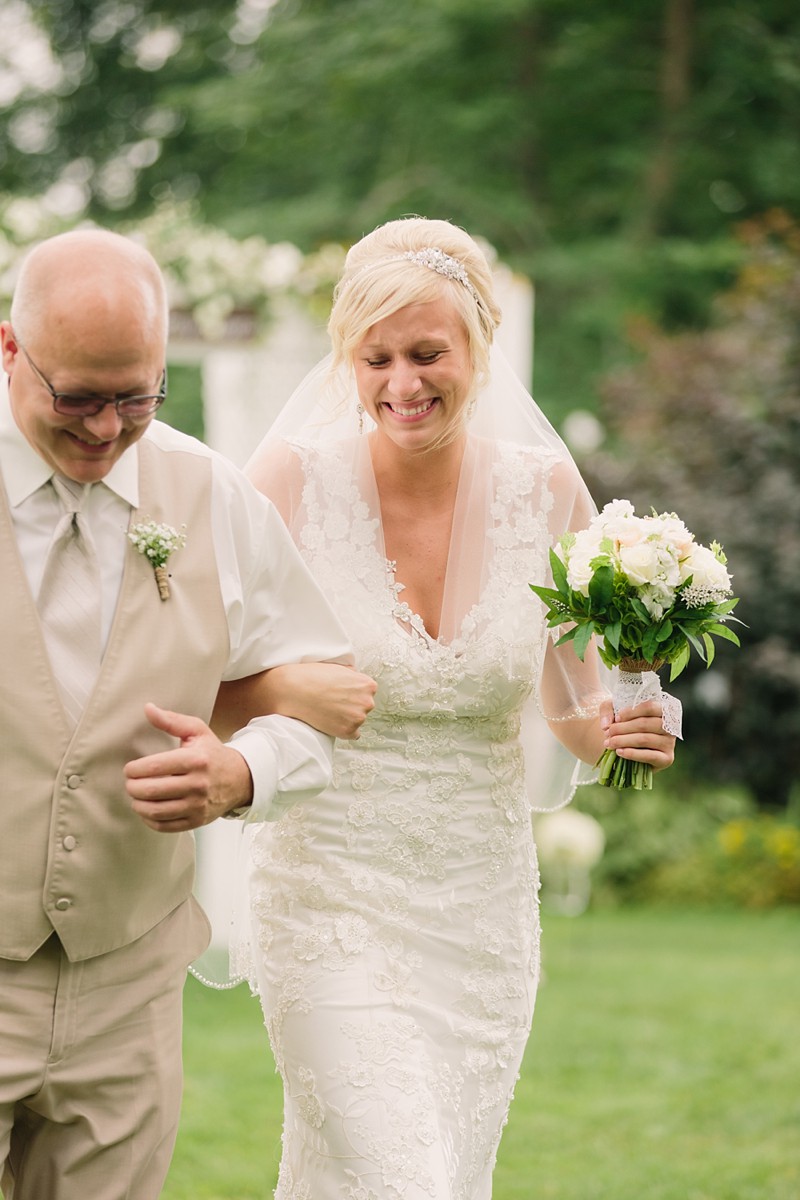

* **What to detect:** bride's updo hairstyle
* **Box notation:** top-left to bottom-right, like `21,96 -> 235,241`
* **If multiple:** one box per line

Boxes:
328,217 -> 502,437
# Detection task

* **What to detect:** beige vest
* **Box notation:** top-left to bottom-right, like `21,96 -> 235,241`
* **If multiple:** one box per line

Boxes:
0,436 -> 229,961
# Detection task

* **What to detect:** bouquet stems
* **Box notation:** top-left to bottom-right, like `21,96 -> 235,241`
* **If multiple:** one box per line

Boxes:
596,747 -> 653,790
596,659 -> 663,790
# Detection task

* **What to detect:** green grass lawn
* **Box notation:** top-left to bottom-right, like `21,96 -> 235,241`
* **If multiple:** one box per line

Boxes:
164,908 -> 799,1200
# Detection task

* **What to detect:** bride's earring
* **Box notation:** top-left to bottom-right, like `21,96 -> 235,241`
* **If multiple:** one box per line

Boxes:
357,402 -> 365,435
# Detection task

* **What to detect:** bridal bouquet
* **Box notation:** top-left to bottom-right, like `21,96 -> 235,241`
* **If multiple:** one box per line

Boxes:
530,499 -> 742,789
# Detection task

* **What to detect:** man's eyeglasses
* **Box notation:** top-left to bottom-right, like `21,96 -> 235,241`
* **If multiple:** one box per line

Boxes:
17,340 -> 167,420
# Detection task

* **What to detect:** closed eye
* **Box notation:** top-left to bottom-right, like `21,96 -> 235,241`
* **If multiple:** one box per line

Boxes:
362,349 -> 446,368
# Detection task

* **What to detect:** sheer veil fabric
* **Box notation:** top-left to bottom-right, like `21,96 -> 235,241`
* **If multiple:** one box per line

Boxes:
246,341 -> 610,796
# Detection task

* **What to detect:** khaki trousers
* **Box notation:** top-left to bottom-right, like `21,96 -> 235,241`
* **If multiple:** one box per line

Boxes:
0,897 -> 210,1200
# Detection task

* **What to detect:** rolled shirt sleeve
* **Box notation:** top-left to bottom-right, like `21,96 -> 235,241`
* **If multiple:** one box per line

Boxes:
210,449 -> 353,820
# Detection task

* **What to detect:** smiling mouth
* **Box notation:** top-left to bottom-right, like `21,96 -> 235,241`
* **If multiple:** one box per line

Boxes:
385,399 -> 437,418
66,431 -> 115,450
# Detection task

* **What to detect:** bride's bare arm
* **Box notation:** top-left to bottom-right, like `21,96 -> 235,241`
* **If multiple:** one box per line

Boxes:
212,663 -> 377,742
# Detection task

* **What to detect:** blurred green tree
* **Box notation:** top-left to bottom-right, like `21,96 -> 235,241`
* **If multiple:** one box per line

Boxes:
4,0 -> 797,416
4,0 -> 798,255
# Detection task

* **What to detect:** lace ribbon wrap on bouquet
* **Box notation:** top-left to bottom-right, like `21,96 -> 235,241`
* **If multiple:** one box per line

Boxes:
598,661 -> 683,790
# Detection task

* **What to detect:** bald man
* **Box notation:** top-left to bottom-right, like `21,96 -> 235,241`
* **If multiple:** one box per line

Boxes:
0,230 -> 354,1198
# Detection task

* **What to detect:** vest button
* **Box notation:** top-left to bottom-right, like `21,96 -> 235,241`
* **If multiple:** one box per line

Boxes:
67,775 -> 82,789
55,897 -> 71,911
63,835 -> 77,851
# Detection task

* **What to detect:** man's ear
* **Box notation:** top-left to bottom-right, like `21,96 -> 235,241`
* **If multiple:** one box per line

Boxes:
0,322 -> 21,375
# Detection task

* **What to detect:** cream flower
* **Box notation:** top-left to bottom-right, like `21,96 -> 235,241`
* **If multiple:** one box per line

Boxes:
681,542 -> 733,606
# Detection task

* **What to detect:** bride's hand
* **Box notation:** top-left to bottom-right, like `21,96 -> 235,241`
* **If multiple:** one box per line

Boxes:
212,663 -> 377,742
270,662 -> 377,739
600,698 -> 676,773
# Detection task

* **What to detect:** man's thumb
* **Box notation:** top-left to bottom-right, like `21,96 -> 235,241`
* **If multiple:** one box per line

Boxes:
143,702 -> 206,743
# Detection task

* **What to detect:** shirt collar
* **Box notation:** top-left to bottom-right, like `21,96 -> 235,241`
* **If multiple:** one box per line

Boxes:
0,376 -> 141,508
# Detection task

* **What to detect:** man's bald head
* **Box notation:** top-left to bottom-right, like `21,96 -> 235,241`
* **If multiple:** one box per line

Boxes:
10,229 -> 169,360
2,228 -> 170,483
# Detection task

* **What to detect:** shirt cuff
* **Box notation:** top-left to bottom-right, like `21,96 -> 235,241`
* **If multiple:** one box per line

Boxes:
225,715 -> 334,823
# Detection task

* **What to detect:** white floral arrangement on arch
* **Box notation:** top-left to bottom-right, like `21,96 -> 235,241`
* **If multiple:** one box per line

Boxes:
0,195 -> 346,341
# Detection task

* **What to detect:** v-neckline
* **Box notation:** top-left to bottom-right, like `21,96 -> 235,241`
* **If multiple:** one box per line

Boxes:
385,559 -> 441,646
367,434 -> 470,648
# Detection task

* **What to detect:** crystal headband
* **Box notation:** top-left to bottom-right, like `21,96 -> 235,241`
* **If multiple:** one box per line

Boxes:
340,247 -> 480,304
398,248 -> 480,302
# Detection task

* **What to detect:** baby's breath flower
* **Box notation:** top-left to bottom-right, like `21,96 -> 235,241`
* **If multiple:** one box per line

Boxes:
128,520 -> 186,599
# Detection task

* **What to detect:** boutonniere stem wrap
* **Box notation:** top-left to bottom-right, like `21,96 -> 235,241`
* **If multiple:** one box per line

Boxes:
128,520 -> 187,601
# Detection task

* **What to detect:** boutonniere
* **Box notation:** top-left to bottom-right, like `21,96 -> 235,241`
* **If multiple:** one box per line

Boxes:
128,520 -> 187,601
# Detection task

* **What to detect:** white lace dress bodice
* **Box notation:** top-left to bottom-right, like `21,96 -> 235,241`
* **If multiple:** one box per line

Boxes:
247,438 -> 580,1200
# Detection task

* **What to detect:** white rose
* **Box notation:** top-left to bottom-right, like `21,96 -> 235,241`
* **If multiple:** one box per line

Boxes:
596,498 -> 636,526
563,528 -> 600,595
683,544 -> 732,594
594,499 -> 646,549
652,513 -> 695,560
618,540 -> 662,586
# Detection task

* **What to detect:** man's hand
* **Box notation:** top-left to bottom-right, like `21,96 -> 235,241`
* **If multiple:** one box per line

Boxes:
125,703 -> 253,833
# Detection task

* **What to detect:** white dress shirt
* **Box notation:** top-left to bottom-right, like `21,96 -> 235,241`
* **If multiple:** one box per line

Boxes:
0,385 -> 353,821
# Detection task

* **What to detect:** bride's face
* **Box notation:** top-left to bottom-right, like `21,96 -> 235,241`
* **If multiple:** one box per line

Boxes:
353,297 -> 473,452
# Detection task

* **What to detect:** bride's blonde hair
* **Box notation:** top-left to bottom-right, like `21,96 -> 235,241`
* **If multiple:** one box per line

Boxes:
328,218 -> 502,438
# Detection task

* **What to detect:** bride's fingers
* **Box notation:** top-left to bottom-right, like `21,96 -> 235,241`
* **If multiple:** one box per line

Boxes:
608,721 -> 676,770
602,699 -> 677,770
604,720 -> 666,748
610,732 -> 674,752
614,741 -> 676,770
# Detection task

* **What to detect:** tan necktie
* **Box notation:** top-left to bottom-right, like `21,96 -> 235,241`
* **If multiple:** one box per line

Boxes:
37,475 -> 102,728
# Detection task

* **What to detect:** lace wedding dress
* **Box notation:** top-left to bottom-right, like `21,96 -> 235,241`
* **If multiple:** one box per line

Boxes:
243,432 -> 603,1200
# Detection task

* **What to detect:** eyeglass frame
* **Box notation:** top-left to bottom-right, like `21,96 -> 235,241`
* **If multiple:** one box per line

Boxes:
15,338 -> 167,420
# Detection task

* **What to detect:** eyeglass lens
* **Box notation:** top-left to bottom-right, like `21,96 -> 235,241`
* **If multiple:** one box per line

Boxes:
53,395 -> 164,417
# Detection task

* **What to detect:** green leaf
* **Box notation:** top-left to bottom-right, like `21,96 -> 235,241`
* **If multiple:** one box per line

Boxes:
555,626 -> 578,647
631,597 -> 651,623
588,564 -> 614,611
683,630 -> 706,659
573,620 -> 595,662
529,584 -> 566,609
707,623 -> 742,645
702,632 -> 716,667
549,547 -> 569,595
642,625 -> 661,661
547,613 -> 573,629
656,618 -> 674,643
715,598 -> 739,615
605,620 -> 622,651
669,642 -> 691,681
598,643 -> 622,670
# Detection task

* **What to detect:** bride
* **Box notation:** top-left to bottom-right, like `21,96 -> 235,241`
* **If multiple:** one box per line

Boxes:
221,217 -> 675,1198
